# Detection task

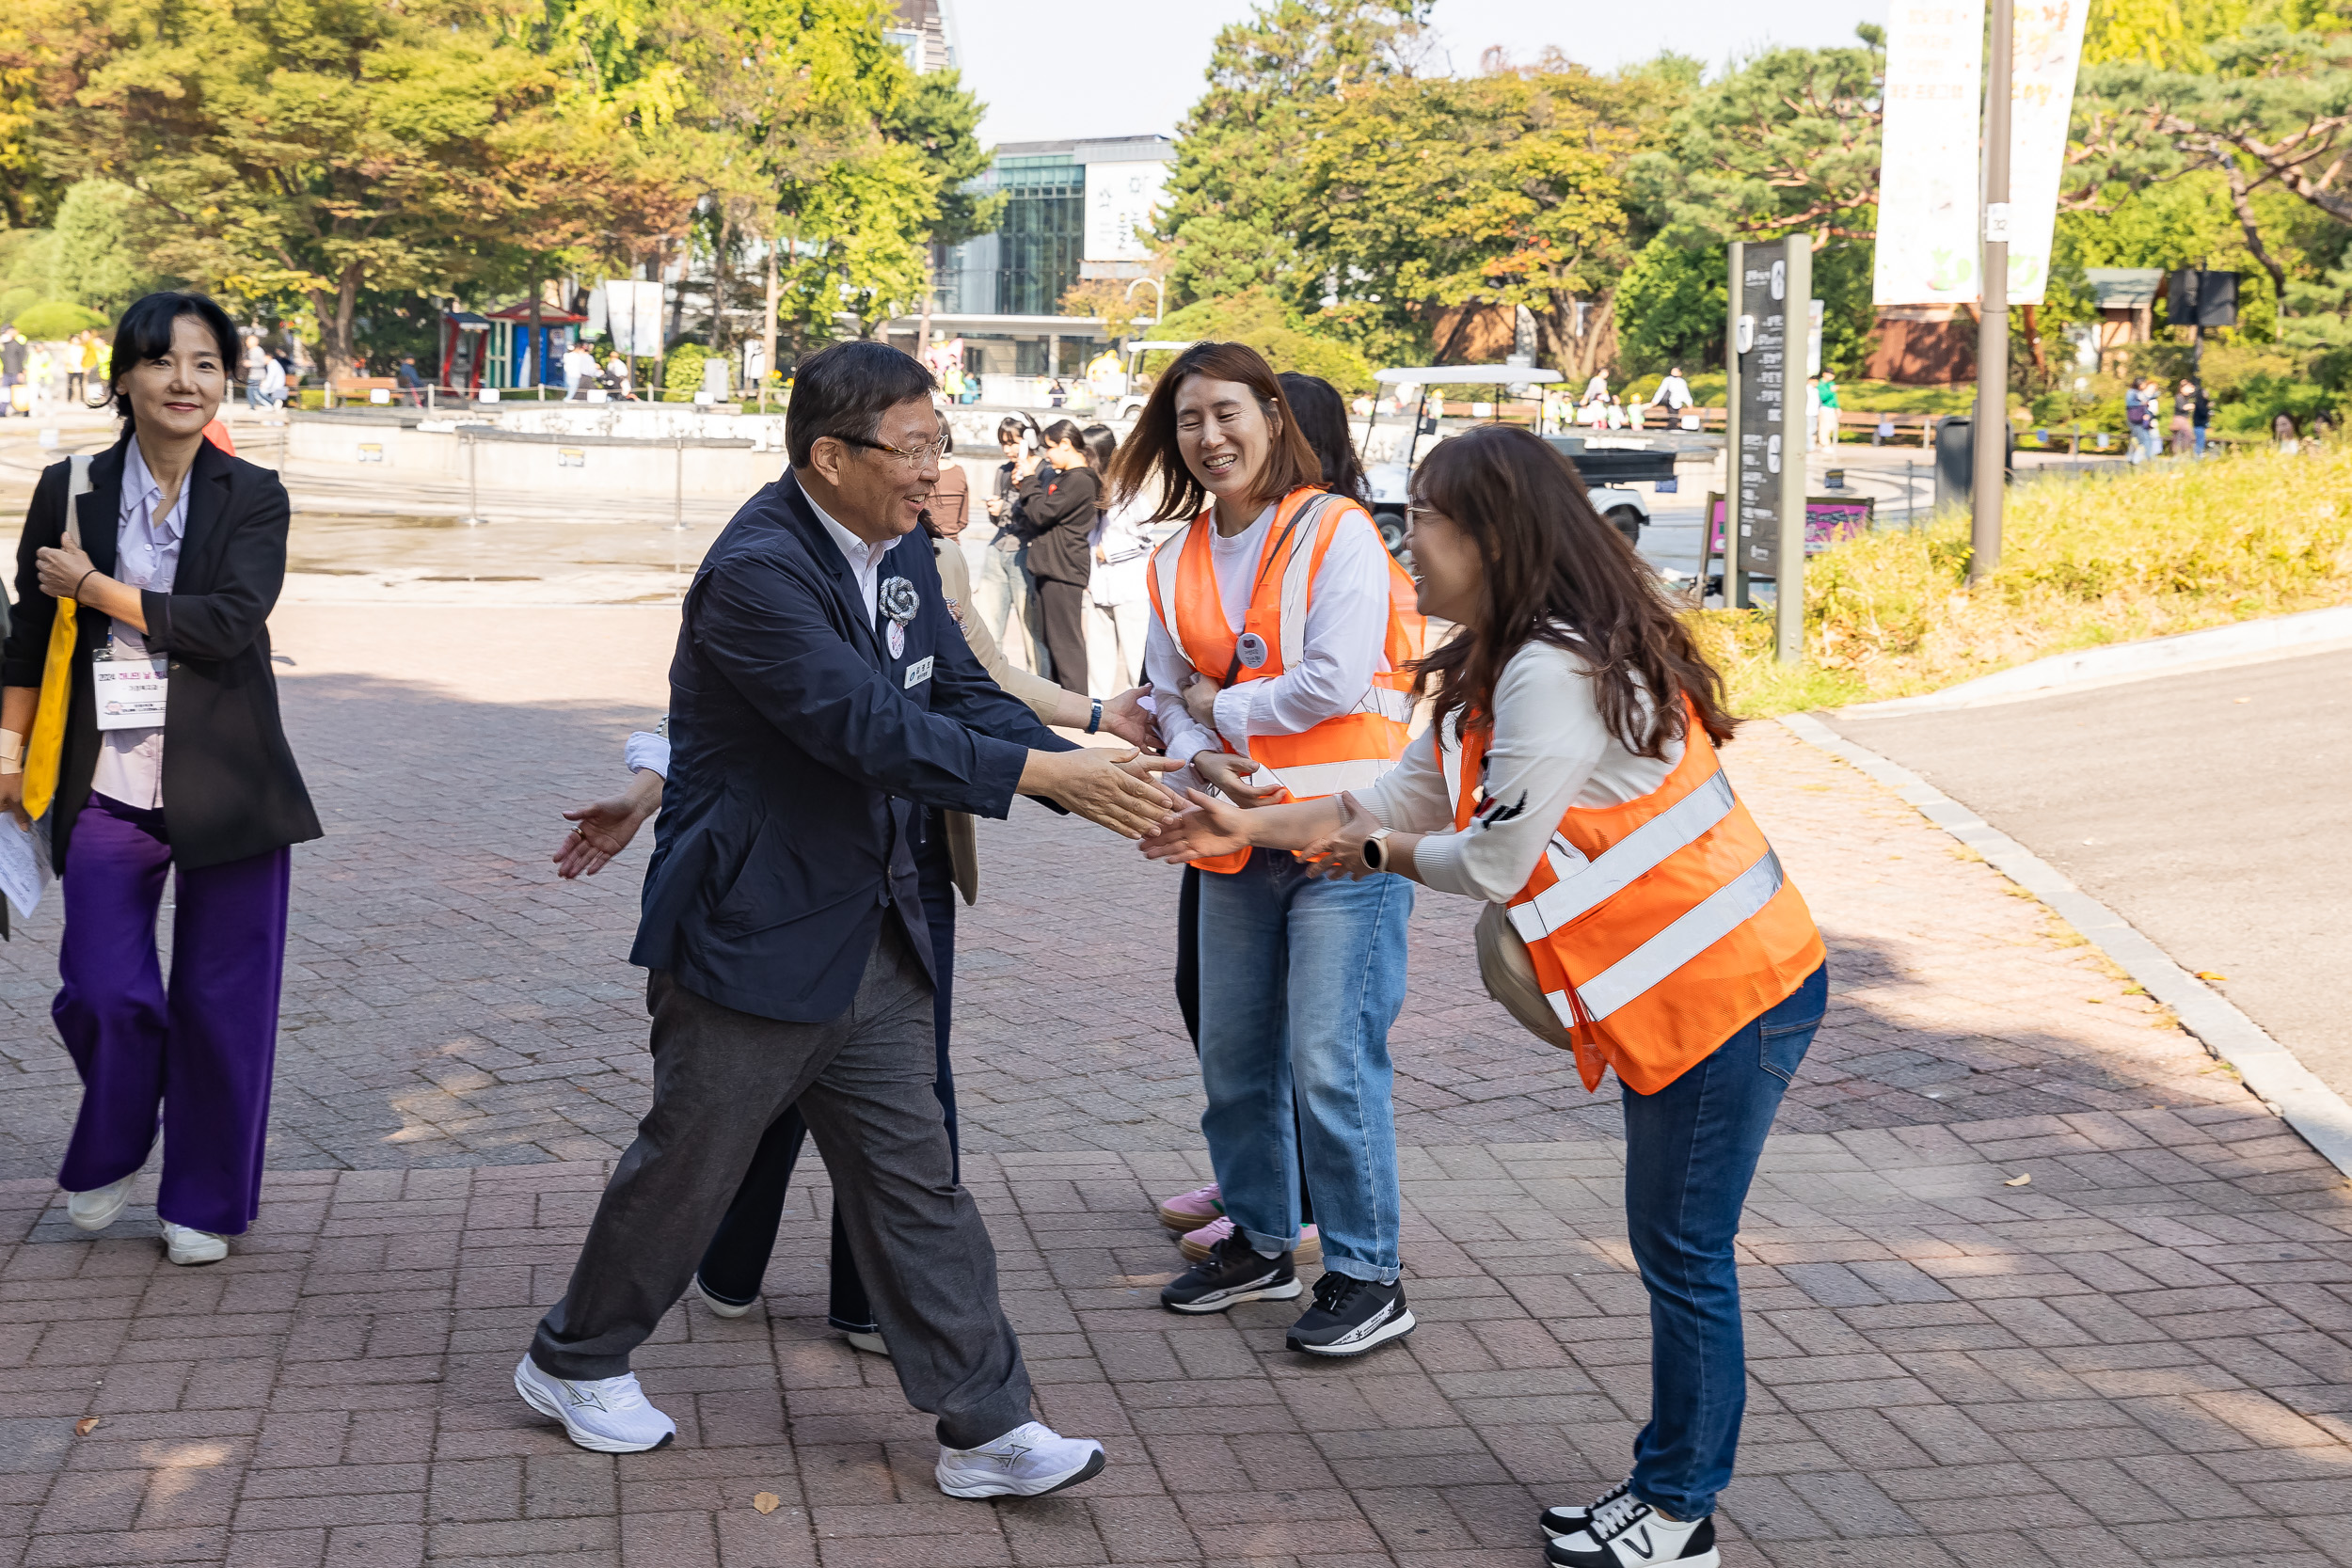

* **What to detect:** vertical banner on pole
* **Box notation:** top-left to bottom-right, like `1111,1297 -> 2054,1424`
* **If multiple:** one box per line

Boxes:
1873,0 -> 1987,306
2003,0 -> 2091,306
1732,240 -> 1789,602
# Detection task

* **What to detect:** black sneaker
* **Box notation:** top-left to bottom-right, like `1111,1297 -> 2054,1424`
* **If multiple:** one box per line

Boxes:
1545,1492 -> 1716,1566
1540,1477 -> 1631,1539
1284,1272 -> 1414,1356
1160,1229 -> 1301,1314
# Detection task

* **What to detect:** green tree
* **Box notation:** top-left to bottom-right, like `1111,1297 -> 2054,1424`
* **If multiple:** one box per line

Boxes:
1160,0 -> 1432,309
1626,33 -> 1883,379
1298,62 -> 1643,383
1614,235 -> 1725,377
50,179 -> 166,313
1146,286 -> 1374,390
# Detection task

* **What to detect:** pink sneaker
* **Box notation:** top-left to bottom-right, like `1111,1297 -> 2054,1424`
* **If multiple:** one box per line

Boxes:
1155,1182 -> 1223,1232
1179,1215 -> 1321,1266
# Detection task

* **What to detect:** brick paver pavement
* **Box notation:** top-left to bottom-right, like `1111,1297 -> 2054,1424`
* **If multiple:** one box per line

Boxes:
2,604 -> 2346,1567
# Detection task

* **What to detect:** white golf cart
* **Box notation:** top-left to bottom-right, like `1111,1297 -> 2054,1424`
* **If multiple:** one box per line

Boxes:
1360,365 -> 1668,557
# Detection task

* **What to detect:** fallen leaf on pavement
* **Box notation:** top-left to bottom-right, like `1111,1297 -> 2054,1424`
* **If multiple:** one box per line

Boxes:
2195,971 -> 2228,982
74,1418 -> 99,1435
2003,1173 -> 2032,1187
753,1493 -> 780,1515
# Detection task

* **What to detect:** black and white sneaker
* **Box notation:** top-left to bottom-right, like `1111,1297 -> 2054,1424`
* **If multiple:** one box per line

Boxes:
1544,1491 -> 1716,1567
1284,1273 -> 1414,1356
1540,1476 -> 1632,1539
1160,1229 -> 1301,1314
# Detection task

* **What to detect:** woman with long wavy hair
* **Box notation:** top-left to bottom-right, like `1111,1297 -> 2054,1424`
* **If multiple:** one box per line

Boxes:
1144,423 -> 1826,1568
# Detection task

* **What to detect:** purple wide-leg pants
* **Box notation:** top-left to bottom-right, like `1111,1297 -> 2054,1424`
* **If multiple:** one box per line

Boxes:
54,793 -> 293,1235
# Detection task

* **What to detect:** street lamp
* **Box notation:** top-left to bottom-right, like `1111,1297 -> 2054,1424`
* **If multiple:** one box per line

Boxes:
1124,277 -> 1164,327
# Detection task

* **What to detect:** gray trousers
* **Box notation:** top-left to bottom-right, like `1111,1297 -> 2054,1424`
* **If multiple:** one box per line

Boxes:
529,920 -> 1035,1449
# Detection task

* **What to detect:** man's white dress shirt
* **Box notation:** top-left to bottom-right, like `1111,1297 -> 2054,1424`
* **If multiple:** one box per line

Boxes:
807,490 -> 900,628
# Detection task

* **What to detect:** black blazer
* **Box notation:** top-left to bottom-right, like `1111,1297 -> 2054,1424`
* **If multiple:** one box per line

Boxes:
1013,464 -> 1098,587
630,469 -> 1074,1023
3,436 -> 321,872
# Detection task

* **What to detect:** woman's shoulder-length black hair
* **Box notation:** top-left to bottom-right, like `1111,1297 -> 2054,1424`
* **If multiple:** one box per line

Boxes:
103,293 -> 241,426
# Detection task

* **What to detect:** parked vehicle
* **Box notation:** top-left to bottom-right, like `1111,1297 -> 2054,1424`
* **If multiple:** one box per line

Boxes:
1109,341 -> 1200,420
1359,366 -> 1668,557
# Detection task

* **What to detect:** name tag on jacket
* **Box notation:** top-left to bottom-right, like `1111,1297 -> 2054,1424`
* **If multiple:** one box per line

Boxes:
903,656 -> 934,689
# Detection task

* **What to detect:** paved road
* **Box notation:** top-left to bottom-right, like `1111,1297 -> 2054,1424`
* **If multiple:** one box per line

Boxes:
2,602 -> 2344,1568
1825,648 -> 2352,1105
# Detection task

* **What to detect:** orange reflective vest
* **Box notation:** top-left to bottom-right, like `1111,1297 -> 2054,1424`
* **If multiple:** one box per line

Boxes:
1444,701 -> 1824,1095
1149,486 -> 1424,874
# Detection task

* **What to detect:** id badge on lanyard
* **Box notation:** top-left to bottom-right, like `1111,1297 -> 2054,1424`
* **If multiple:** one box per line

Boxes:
93,639 -> 168,732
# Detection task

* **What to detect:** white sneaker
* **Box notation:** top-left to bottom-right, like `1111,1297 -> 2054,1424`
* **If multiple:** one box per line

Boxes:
160,1221 -> 228,1265
66,1178 -> 133,1232
935,1420 -> 1105,1499
842,1330 -> 890,1357
1541,1476 -> 1633,1539
693,1275 -> 758,1319
1544,1491 -> 1717,1566
513,1355 -> 676,1454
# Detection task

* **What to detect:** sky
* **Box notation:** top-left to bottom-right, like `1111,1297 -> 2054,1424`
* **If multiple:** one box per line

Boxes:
949,0 -> 1894,147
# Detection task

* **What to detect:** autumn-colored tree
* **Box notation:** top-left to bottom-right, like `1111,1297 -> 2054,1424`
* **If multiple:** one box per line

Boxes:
25,0 -> 675,376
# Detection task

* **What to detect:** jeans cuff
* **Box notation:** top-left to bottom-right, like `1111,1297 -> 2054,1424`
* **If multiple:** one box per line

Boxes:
1239,1226 -> 1298,1258
827,1314 -> 881,1336
1316,1255 -> 1399,1286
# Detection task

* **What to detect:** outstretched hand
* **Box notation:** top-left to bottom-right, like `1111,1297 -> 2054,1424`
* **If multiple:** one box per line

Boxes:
1021,746 -> 1181,839
1138,789 -> 1254,864
1100,686 -> 1158,752
552,780 -> 660,879
1300,791 -> 1382,880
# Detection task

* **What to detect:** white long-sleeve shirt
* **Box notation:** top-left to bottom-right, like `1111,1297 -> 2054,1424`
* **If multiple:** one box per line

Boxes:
1363,641 -> 1680,904
1143,500 -> 1398,770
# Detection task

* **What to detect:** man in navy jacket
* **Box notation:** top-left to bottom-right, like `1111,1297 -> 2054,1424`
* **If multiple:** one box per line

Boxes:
518,342 -> 1171,1498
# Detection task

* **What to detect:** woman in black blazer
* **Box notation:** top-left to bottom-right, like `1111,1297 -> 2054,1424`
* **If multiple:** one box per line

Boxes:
0,292 -> 320,1267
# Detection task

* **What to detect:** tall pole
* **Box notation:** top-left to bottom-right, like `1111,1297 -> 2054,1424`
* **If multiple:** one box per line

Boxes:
1724,242 -> 1745,610
1970,0 -> 2013,584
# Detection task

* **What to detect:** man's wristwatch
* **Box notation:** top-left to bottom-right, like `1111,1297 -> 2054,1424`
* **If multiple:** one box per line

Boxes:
1360,827 -> 1394,873
1085,698 -> 1103,735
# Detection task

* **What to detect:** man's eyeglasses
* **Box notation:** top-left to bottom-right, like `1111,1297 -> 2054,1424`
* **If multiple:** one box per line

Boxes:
840,433 -> 953,467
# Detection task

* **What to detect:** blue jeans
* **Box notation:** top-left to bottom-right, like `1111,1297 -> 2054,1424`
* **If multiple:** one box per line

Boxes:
1621,962 -> 1827,1521
1195,849 -> 1411,1282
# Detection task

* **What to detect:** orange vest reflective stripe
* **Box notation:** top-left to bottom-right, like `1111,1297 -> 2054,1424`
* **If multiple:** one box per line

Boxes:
1148,486 -> 1425,874
1446,701 -> 1824,1095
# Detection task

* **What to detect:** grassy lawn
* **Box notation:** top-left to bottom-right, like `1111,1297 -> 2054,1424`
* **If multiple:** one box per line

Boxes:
1690,446 -> 2352,716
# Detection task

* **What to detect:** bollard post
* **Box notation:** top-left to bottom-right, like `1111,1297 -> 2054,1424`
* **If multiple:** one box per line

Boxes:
674,434 -> 685,530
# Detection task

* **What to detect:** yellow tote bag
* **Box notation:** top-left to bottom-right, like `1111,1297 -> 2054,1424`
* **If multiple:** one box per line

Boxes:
22,454 -> 92,821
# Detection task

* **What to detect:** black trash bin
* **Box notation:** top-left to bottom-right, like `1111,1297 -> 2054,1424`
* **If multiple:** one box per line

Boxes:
1932,416 -> 2016,514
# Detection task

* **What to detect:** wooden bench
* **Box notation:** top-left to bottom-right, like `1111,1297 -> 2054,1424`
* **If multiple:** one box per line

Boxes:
1835,409 -> 1934,446
326,376 -> 401,406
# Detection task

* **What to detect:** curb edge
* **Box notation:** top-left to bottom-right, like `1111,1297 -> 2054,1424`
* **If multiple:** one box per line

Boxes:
1778,710 -> 2352,1181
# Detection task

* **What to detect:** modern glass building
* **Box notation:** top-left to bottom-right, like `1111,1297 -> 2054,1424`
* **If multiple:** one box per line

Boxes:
992,149 -> 1088,317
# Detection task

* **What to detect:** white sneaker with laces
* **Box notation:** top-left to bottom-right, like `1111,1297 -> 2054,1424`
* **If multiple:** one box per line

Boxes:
1544,1490 -> 1716,1567
935,1419 -> 1105,1499
513,1355 -> 677,1454
66,1178 -> 133,1232
160,1221 -> 228,1265
1541,1476 -> 1632,1539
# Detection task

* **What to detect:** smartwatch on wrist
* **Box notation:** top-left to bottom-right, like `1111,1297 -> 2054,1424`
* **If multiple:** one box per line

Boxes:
1085,698 -> 1104,735
1360,827 -> 1394,873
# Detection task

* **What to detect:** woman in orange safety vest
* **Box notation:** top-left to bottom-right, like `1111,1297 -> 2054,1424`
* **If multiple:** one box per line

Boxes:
1144,424 -> 1827,1568
1109,342 -> 1427,1359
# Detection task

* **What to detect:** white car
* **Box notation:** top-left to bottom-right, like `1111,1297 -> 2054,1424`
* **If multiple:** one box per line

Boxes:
1358,366 -> 1656,556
